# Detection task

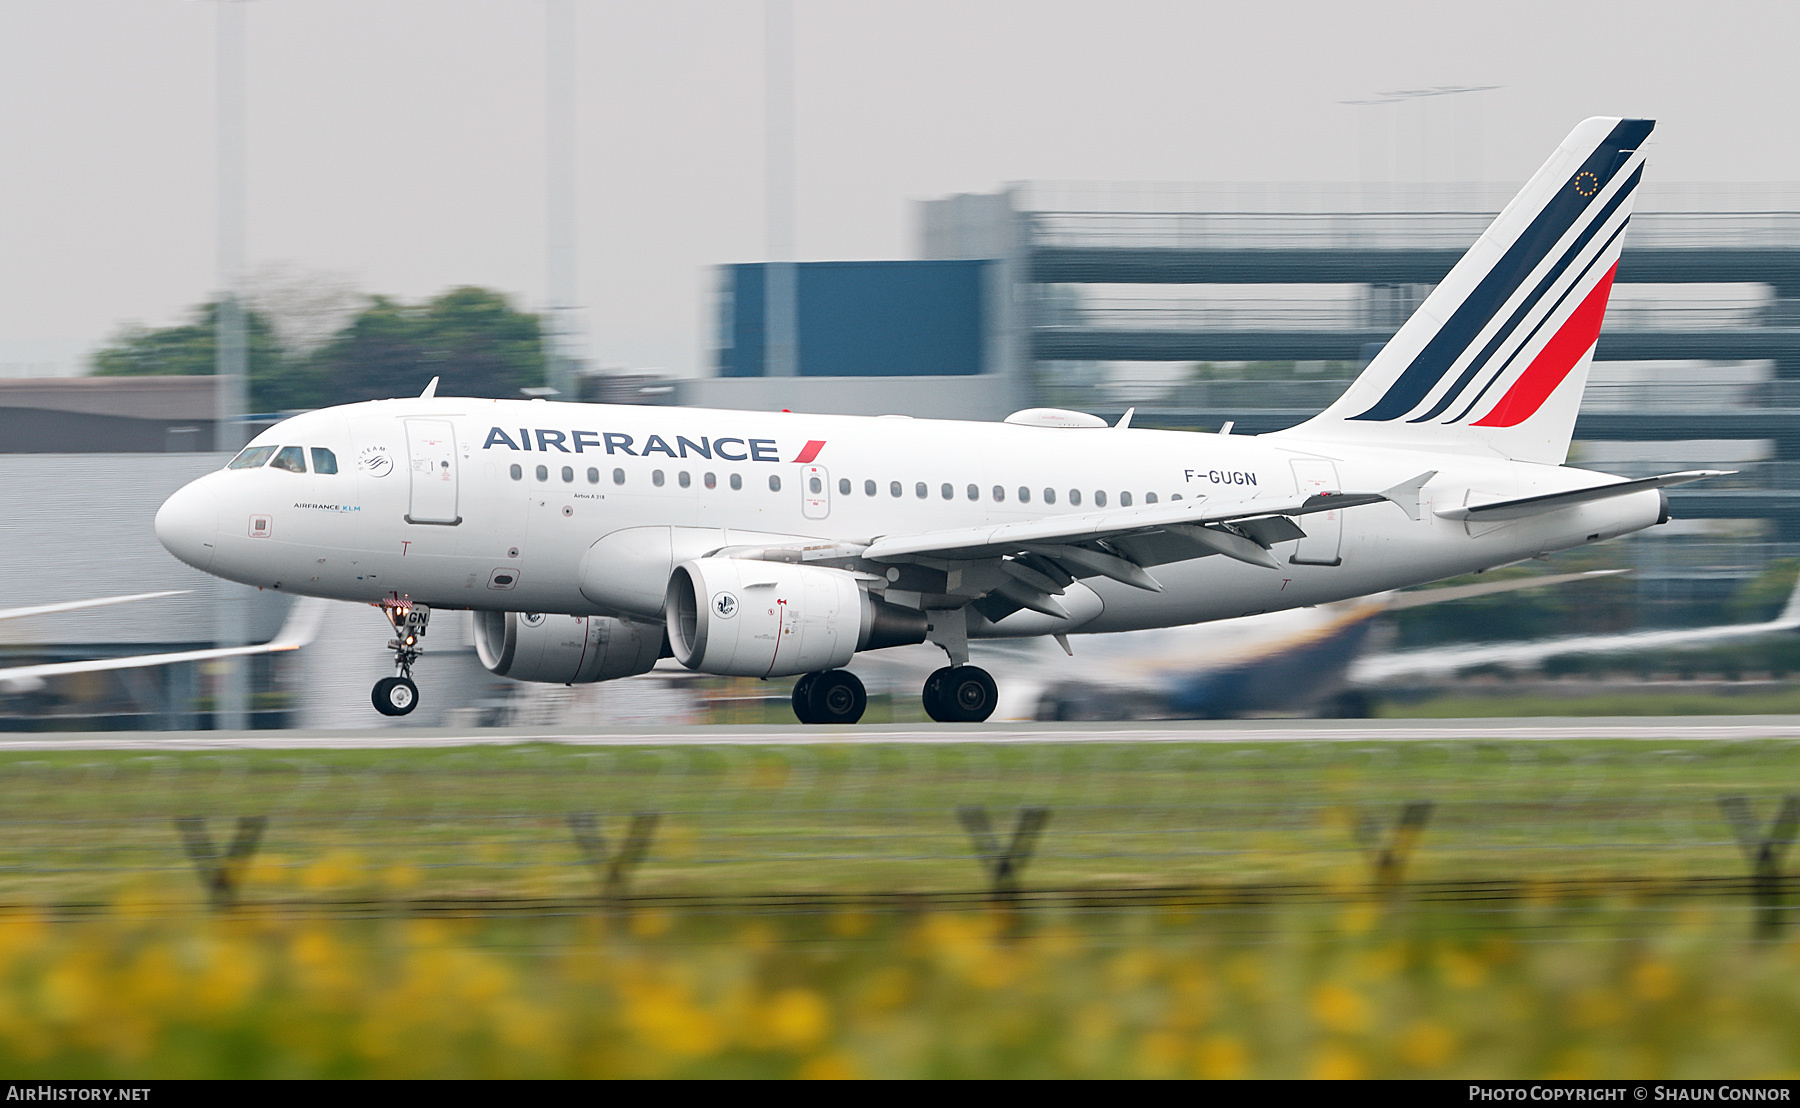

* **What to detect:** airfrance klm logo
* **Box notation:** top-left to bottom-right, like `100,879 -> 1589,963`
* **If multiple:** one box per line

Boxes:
483,427 -> 825,464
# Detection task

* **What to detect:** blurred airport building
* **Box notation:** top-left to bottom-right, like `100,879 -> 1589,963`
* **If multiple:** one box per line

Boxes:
10,183 -> 1800,727
688,181 -> 1800,620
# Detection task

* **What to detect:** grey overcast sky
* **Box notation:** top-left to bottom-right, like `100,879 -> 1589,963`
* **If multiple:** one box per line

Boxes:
1,0 -> 1795,379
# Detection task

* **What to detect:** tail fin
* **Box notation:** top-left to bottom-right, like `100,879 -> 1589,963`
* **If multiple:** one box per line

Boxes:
1282,117 -> 1652,464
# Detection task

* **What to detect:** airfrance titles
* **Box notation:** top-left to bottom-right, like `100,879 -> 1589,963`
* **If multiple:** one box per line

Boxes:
483,428 -> 789,463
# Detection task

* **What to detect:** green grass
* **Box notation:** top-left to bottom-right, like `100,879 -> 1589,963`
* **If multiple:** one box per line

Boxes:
1382,689 -> 1800,717
0,738 -> 1796,907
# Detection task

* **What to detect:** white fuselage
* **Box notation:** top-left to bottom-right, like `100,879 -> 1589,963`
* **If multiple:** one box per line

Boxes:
154,396 -> 1663,637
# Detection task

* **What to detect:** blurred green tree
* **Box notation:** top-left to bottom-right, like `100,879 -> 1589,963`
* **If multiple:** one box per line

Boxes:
88,286 -> 544,411
306,287 -> 544,405
89,301 -> 299,412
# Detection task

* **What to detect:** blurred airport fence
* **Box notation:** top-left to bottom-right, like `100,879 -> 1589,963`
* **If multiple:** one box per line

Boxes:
4,740 -> 1797,933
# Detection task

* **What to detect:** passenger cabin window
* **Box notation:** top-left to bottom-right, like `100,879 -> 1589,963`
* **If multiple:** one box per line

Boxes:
838,478 -> 851,495
587,467 -> 600,484
510,464 -> 523,481
310,448 -> 339,474
227,445 -> 277,470
1018,487 -> 1031,504
730,473 -> 742,490
678,471 -> 691,489
915,482 -> 927,499
769,475 -> 782,492
612,468 -> 625,485
891,481 -> 902,498
704,472 -> 717,489
535,465 -> 549,481
1145,492 -> 1157,504
270,446 -> 307,473
966,484 -> 979,501
652,470 -> 665,487
993,486 -> 1004,502
1043,488 -> 1056,504
1069,489 -> 1082,506
810,476 -> 823,494
1094,490 -> 1108,507
865,480 -> 876,496
940,483 -> 953,500
562,466 -> 574,483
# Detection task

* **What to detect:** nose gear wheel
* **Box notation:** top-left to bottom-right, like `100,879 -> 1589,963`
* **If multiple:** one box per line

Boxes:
371,603 -> 430,717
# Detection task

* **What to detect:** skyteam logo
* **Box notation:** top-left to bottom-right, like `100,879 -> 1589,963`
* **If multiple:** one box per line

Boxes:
1347,118 -> 1651,430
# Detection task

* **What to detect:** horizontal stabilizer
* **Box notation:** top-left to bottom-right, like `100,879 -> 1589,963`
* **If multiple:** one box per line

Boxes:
1434,471 -> 1729,522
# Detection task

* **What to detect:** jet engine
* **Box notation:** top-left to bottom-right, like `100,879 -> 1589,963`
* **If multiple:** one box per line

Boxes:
473,610 -> 663,684
665,558 -> 927,677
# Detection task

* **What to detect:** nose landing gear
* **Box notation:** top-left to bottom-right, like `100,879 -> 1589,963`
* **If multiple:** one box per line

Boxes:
372,603 -> 429,717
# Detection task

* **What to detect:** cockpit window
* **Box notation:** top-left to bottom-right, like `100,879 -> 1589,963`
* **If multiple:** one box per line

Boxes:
227,445 -> 278,470
311,447 -> 339,475
269,446 -> 307,473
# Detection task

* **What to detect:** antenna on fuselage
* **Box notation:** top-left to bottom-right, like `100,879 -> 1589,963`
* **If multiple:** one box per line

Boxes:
1115,407 -> 1134,429
419,377 -> 440,398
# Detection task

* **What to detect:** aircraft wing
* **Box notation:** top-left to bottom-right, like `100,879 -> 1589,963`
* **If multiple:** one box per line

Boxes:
851,480 -> 1421,613
0,596 -> 328,684
0,591 -> 187,622
1352,576 -> 1800,683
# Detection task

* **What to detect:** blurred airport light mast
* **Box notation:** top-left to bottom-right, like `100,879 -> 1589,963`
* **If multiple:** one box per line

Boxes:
1340,84 -> 1499,202
207,0 -> 251,731
544,0 -> 580,399
764,0 -> 797,378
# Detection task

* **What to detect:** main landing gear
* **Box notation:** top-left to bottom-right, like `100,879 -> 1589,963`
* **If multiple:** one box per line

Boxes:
787,664 -> 1000,725
372,603 -> 429,717
922,665 -> 998,723
792,669 -> 868,725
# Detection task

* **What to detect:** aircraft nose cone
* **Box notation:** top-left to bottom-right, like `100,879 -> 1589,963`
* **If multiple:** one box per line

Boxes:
155,479 -> 219,572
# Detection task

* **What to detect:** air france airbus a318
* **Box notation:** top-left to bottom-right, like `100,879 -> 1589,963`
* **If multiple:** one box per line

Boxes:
153,117 -> 1724,725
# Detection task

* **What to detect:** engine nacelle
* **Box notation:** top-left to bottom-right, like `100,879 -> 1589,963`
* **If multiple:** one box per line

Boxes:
665,558 -> 927,677
474,611 -> 663,684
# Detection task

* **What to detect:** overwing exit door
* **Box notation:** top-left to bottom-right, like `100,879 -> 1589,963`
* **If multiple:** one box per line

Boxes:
1289,459 -> 1342,565
405,419 -> 461,525
800,465 -> 830,520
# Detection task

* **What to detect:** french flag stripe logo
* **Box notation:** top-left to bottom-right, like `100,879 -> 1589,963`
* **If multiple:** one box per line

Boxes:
1471,261 -> 1619,428
792,440 -> 826,464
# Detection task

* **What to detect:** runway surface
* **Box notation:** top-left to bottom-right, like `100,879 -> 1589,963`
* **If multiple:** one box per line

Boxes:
6,716 -> 1800,751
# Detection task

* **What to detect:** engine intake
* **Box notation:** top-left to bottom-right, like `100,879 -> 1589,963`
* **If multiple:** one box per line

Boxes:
474,611 -> 663,684
665,558 -> 926,677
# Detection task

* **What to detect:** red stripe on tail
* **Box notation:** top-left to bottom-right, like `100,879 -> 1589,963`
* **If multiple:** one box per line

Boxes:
1471,262 -> 1619,428
792,440 -> 826,464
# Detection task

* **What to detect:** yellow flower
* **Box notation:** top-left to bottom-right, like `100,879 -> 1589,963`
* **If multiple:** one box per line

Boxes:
1631,960 -> 1677,1003
1309,982 -> 1369,1035
765,988 -> 830,1050
1311,1043 -> 1366,1080
1397,1021 -> 1456,1069
1194,1034 -> 1247,1079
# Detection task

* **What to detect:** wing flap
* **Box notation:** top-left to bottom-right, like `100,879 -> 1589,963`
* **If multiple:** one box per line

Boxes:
861,490 -> 1392,562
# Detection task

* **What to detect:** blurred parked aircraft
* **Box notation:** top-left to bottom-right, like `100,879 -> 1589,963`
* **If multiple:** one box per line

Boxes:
865,570 -> 1800,720
0,593 -> 326,693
